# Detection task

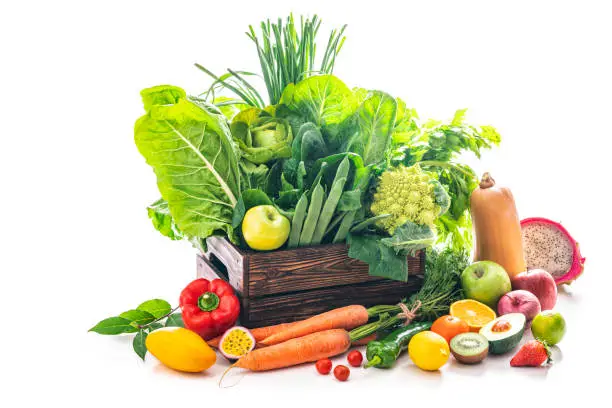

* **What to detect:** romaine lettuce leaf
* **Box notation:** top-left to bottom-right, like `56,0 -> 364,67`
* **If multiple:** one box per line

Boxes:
135,85 -> 241,244
147,198 -> 184,241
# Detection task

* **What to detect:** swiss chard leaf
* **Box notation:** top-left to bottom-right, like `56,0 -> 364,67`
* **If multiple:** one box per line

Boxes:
134,85 -> 241,244
147,198 -> 184,241
344,91 -> 398,166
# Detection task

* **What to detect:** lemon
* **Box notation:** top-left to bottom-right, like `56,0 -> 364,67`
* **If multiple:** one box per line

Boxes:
408,331 -> 450,371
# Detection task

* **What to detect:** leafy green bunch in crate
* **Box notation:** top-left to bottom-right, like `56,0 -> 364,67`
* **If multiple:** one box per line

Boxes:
135,14 -> 500,282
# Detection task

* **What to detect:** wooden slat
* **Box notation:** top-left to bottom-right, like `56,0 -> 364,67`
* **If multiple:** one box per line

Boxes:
244,277 -> 423,327
204,236 -> 245,294
247,244 -> 423,296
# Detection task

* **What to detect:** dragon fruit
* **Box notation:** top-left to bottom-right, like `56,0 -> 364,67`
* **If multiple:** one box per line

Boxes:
520,217 -> 585,285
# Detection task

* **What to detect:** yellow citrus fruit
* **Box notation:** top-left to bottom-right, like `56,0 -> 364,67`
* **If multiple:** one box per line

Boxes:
145,327 -> 216,373
450,299 -> 497,332
408,331 -> 450,371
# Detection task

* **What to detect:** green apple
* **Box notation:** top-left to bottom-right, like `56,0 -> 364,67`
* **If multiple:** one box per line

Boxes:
461,261 -> 512,309
242,205 -> 290,251
531,310 -> 566,345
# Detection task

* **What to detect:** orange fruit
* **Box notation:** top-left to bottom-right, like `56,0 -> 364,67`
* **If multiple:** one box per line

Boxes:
450,299 -> 496,332
431,315 -> 470,344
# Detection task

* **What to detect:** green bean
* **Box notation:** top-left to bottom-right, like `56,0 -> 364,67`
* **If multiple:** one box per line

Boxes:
324,211 -> 347,237
333,210 -> 357,243
299,183 -> 325,246
296,161 -> 306,191
288,194 -> 308,248
310,157 -> 350,244
311,177 -> 347,244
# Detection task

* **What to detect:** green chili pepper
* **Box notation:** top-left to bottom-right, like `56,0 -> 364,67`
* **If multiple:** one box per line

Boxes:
365,322 -> 432,368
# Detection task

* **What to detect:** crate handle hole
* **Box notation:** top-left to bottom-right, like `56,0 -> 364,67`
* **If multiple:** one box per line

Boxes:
208,253 -> 230,281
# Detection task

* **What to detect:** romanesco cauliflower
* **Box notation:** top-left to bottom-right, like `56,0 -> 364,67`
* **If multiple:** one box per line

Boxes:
370,164 -> 450,234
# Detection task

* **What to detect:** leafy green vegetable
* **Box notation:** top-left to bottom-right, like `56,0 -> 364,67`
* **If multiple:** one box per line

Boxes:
347,233 -> 409,282
147,198 -> 184,241
231,109 -> 293,164
239,161 -> 269,191
280,75 -> 358,147
134,85 -> 241,244
344,91 -> 397,166
380,221 -> 436,256
232,189 -> 274,229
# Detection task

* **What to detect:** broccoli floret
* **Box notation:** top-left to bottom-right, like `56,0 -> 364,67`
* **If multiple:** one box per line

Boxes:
370,164 -> 451,234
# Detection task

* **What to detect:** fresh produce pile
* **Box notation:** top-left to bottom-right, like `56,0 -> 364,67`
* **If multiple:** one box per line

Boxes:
90,14 -> 586,382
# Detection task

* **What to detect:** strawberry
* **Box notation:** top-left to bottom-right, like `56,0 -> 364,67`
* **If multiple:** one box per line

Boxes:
510,340 -> 552,367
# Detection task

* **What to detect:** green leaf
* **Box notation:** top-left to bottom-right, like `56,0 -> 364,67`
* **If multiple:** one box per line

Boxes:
380,221 -> 436,256
232,189 -> 274,229
89,317 -> 138,335
134,85 -> 240,244
231,110 -> 293,164
119,309 -> 156,328
239,161 -> 269,191
147,322 -> 164,331
344,91 -> 398,166
347,233 -> 408,282
165,313 -> 184,328
430,180 -> 451,216
281,75 -> 358,149
133,330 -> 148,360
136,299 -> 172,319
337,189 -> 362,212
147,198 -> 184,241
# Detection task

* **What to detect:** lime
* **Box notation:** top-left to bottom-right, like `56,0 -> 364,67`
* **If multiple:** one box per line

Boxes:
531,311 -> 566,345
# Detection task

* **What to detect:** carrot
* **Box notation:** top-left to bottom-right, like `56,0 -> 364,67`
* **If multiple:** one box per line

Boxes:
207,321 -> 297,348
259,305 -> 369,346
351,333 -> 377,347
234,329 -> 351,371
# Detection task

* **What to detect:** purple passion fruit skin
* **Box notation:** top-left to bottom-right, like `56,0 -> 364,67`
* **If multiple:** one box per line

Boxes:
218,326 -> 256,360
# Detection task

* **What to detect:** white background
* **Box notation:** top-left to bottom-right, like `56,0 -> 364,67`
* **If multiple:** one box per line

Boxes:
1,0 -> 610,406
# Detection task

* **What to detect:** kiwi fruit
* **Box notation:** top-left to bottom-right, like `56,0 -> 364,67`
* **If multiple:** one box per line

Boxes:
450,333 -> 489,364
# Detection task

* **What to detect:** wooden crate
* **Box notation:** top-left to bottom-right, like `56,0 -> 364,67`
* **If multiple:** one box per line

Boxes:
197,236 -> 424,328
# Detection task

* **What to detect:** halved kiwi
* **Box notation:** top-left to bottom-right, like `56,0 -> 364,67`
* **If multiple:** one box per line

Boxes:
450,333 -> 489,364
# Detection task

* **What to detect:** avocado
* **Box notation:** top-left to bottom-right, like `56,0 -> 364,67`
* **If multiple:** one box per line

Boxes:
450,333 -> 489,364
479,313 -> 526,354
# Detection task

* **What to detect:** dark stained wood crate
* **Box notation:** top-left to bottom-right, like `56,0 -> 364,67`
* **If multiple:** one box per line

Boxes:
197,236 -> 424,328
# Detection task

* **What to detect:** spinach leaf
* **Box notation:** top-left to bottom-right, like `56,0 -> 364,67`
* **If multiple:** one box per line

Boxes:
135,85 -> 240,244
239,161 -> 269,191
147,198 -> 184,241
344,91 -> 397,166
280,75 -> 358,149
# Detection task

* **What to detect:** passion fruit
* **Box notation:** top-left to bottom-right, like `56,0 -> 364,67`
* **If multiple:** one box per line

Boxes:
450,332 -> 489,364
218,326 -> 255,360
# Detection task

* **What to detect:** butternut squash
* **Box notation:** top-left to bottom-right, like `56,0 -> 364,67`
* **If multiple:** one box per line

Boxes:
470,173 -> 526,278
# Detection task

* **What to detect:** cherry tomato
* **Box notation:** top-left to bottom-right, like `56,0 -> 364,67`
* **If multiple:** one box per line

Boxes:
315,358 -> 332,375
431,315 -> 470,344
347,350 -> 363,367
333,365 -> 350,381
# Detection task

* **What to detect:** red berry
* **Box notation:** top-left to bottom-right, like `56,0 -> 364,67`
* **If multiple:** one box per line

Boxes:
510,340 -> 552,367
333,365 -> 350,381
347,350 -> 363,367
315,358 -> 332,374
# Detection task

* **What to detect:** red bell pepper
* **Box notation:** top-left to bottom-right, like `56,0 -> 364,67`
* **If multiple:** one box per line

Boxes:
179,278 -> 240,340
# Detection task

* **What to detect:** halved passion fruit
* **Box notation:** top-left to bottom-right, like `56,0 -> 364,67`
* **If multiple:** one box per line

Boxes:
218,326 -> 255,360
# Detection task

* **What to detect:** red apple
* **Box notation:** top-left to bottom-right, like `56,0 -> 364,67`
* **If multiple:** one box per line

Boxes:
497,290 -> 541,321
512,269 -> 557,310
